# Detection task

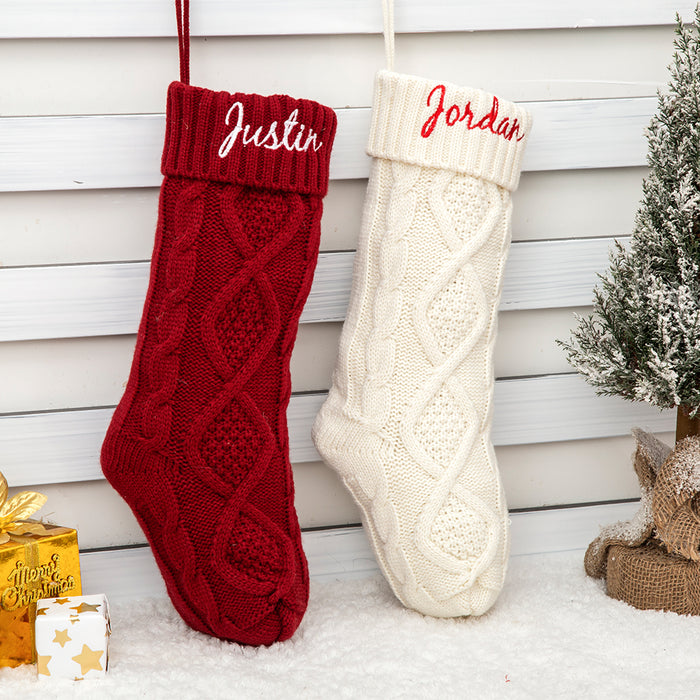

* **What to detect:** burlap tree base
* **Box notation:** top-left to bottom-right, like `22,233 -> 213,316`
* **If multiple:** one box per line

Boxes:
606,541 -> 700,615
586,430 -> 700,615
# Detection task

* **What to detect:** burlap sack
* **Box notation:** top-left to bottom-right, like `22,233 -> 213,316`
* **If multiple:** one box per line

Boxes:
606,540 -> 700,615
584,429 -> 669,579
653,435 -> 700,561
585,430 -> 700,615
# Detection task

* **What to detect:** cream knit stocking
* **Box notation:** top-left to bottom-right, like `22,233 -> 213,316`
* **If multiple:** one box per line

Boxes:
312,70 -> 531,617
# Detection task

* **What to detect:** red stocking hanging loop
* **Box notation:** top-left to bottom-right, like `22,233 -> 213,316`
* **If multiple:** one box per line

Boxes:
176,0 -> 190,84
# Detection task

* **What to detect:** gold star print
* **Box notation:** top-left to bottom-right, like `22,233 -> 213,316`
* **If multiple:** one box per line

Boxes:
70,602 -> 101,614
54,597 -> 71,605
53,628 -> 71,648
69,615 -> 80,625
36,654 -> 52,676
71,644 -> 103,676
35,607 -> 48,616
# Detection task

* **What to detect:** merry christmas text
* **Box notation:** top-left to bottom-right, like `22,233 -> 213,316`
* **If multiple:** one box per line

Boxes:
1,553 -> 77,612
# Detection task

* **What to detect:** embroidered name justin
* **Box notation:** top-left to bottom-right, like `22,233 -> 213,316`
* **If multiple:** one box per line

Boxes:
218,102 -> 323,158
421,84 -> 525,142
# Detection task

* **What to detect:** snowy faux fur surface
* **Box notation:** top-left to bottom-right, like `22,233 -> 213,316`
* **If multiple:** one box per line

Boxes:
2,551 -> 700,698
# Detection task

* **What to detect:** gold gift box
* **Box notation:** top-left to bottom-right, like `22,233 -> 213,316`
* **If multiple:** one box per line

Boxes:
0,473 -> 81,668
0,523 -> 82,667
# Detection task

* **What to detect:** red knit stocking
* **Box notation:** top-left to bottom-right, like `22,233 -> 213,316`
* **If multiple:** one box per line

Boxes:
101,79 -> 336,644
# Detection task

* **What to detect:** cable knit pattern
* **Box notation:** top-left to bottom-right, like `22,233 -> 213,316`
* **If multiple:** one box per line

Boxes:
313,71 -> 531,617
141,180 -> 205,450
102,83 -> 336,645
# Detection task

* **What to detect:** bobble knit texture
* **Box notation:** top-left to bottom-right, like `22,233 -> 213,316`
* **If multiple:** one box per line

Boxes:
313,71 -> 531,617
102,82 -> 337,644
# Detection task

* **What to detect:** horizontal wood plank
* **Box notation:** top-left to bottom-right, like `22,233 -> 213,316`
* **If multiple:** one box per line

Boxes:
80,501 -> 640,601
0,373 -> 674,487
0,98 -> 654,191
2,1 -> 694,38
24,437 -> 655,547
0,309 -> 584,413
0,29 -> 677,119
0,170 -> 647,267
0,238 -> 618,342
496,434 -> 665,513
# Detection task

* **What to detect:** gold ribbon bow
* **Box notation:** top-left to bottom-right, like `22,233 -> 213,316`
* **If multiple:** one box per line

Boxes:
0,471 -> 49,546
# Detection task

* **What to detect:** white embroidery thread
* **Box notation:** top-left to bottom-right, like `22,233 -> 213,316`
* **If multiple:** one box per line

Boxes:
218,102 -> 323,158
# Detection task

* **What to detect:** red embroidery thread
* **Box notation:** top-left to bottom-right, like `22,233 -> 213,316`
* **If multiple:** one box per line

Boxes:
421,84 -> 525,143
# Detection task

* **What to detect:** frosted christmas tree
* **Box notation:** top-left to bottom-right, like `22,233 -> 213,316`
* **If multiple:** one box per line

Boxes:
560,9 -> 700,442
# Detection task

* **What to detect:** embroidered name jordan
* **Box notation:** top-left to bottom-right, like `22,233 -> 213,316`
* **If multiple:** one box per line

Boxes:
218,101 -> 324,158
421,84 -> 525,143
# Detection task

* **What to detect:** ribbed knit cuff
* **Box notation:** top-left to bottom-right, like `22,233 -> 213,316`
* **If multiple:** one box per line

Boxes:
162,82 -> 337,196
367,70 -> 532,191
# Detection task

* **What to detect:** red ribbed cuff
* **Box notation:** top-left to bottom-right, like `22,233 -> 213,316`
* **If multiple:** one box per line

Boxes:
161,82 -> 337,196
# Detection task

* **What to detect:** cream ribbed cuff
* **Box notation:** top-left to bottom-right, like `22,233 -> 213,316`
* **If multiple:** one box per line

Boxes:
367,70 -> 532,191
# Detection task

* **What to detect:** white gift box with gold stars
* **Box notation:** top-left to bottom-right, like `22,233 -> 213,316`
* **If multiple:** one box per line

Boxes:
34,594 -> 110,680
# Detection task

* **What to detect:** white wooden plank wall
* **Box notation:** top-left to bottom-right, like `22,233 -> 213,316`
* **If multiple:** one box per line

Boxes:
2,1 -> 696,37
0,1 -> 686,589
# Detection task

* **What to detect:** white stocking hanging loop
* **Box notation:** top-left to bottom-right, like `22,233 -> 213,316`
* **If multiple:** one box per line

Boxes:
381,0 -> 395,71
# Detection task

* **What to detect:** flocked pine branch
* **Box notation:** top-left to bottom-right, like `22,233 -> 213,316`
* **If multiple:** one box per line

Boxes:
559,8 -> 700,415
